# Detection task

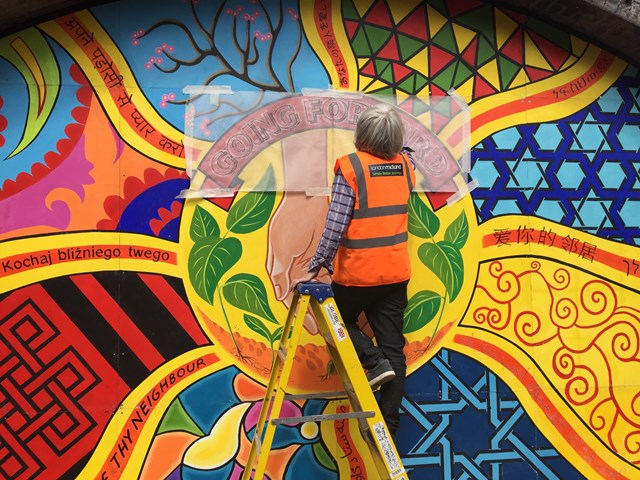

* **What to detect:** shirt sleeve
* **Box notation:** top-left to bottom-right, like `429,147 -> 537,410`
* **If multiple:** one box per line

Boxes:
401,144 -> 416,169
308,169 -> 355,274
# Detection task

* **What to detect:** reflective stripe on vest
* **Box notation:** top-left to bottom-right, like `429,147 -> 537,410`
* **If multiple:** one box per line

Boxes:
341,231 -> 409,249
342,152 -> 413,249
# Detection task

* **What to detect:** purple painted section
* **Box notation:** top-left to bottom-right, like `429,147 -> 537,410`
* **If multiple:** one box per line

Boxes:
0,135 -> 97,233
244,400 -> 303,430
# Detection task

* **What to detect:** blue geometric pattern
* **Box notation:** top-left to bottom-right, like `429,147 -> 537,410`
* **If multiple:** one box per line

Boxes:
471,65 -> 640,245
399,350 -> 586,479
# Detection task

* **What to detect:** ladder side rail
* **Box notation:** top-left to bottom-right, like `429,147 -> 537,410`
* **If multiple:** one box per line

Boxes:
310,296 -> 408,480
242,290 -> 301,476
242,293 -> 310,480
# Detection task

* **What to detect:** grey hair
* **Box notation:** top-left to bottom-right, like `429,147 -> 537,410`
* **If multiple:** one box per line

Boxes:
354,103 -> 405,159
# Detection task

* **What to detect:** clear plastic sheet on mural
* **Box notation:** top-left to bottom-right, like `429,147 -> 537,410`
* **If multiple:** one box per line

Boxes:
178,86 -> 474,204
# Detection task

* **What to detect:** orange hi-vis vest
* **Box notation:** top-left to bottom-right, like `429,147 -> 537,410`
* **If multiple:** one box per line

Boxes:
333,151 -> 416,287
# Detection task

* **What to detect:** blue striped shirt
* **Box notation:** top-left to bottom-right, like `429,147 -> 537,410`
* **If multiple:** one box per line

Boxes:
308,170 -> 354,274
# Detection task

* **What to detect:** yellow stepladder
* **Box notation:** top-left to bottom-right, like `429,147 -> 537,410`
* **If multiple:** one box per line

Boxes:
241,282 -> 408,480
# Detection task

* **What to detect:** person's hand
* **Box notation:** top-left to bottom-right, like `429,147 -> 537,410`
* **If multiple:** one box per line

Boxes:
266,192 -> 331,299
266,192 -> 331,335
290,267 -> 321,291
266,131 -> 331,334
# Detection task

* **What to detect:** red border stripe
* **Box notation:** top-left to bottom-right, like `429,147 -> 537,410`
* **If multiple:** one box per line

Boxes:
454,333 -> 629,480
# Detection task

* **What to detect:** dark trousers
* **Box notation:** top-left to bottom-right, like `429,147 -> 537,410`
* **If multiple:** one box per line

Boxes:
331,280 -> 408,435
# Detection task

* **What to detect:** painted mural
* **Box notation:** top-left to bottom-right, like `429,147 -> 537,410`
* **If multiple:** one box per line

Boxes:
1,0 -> 639,479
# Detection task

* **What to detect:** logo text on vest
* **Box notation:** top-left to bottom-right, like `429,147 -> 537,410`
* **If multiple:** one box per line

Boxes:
368,163 -> 403,177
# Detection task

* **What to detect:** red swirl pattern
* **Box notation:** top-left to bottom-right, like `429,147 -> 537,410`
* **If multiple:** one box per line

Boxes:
472,259 -> 640,462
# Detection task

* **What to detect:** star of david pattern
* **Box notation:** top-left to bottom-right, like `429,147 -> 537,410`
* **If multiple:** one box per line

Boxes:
471,66 -> 640,245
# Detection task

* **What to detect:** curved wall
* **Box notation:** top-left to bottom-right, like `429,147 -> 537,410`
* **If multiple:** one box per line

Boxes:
1,1 -> 639,479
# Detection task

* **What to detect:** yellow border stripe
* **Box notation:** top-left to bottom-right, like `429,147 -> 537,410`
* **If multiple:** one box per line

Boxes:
76,347 -> 228,479
39,11 -> 185,168
0,231 -> 180,292
300,0 -> 359,90
468,45 -> 627,146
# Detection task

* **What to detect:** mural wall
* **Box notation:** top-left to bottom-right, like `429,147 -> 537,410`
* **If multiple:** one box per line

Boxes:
1,0 -> 639,479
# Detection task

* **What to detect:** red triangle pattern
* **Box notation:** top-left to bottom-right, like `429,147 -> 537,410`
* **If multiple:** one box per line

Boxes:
378,38 -> 401,61
503,8 -> 529,25
345,19 -> 359,40
501,28 -> 524,65
474,75 -> 496,97
461,37 -> 479,66
525,66 -> 552,82
427,191 -> 450,210
209,195 -> 235,211
429,44 -> 455,76
398,97 -> 417,115
393,62 -> 413,82
364,0 -> 393,29
447,0 -> 484,17
528,31 -> 570,70
361,59 -> 376,77
396,5 -> 429,41
431,111 -> 450,132
431,84 -> 446,96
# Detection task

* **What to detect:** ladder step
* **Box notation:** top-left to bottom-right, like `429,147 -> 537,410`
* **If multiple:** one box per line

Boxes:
271,411 -> 374,425
242,288 -> 407,480
284,390 -> 350,401
277,346 -> 287,362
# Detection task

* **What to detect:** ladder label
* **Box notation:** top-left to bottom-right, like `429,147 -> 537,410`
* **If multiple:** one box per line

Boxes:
323,303 -> 347,342
373,422 -> 404,476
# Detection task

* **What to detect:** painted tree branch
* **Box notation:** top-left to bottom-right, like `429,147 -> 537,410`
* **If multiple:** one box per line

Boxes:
138,0 -> 303,93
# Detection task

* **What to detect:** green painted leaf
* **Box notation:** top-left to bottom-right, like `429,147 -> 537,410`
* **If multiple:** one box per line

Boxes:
270,326 -> 284,344
403,290 -> 443,334
188,237 -> 242,304
222,273 -> 278,324
408,193 -> 440,239
417,241 -> 464,301
244,314 -> 271,341
227,166 -> 276,234
0,28 -> 60,158
190,205 -> 220,242
444,211 -> 469,250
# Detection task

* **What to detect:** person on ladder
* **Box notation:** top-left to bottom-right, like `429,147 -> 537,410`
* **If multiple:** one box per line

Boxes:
292,102 -> 416,443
